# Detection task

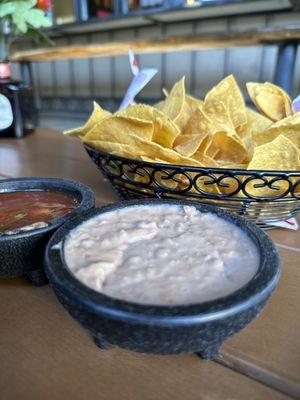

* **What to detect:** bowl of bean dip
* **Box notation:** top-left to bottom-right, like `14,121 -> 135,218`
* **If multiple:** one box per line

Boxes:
0,178 -> 95,285
45,199 -> 280,359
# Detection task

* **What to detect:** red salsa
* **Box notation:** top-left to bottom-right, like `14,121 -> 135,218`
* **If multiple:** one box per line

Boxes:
0,190 -> 77,233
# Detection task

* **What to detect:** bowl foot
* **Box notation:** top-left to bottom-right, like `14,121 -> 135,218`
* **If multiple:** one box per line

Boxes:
197,342 -> 222,360
92,333 -> 112,350
26,269 -> 48,286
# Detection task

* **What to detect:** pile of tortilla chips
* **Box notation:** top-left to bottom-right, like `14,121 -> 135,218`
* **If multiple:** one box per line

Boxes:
64,75 -> 300,197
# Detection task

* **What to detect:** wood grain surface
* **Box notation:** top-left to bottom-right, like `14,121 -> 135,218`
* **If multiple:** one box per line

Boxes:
10,28 -> 300,62
0,128 -> 299,399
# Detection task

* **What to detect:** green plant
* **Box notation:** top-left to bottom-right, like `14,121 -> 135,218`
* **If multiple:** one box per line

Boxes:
0,0 -> 53,60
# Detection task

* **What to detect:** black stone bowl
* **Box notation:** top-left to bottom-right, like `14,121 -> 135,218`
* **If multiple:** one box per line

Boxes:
0,178 -> 95,286
45,199 -> 280,359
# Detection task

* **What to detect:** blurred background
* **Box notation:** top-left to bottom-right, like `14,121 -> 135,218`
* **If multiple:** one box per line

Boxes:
8,0 -> 300,131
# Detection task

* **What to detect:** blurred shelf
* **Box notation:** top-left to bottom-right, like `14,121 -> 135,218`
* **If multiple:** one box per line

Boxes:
48,15 -> 152,36
44,0 -> 293,37
10,27 -> 300,62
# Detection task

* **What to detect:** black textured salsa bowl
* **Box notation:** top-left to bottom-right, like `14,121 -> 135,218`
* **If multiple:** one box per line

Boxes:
45,199 -> 280,359
0,178 -> 95,286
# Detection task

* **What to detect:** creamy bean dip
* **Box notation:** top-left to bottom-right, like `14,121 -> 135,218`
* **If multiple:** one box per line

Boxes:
64,205 -> 259,305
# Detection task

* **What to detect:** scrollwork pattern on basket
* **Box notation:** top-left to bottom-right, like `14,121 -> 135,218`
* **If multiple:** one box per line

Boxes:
85,145 -> 300,225
242,174 -> 294,200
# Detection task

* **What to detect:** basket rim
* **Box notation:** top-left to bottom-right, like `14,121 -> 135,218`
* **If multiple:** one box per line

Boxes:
84,144 -> 300,176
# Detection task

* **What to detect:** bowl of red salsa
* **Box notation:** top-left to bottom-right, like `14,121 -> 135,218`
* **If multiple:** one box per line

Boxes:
0,178 -> 95,285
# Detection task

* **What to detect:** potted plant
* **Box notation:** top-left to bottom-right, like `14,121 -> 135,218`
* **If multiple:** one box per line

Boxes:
0,0 -> 53,138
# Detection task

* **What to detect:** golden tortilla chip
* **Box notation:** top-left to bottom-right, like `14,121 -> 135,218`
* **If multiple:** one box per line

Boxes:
186,95 -> 203,114
182,106 -> 213,136
160,77 -> 191,130
160,77 -> 185,120
204,75 -> 246,128
246,108 -> 273,133
248,135 -> 299,171
84,115 -> 154,142
192,152 -> 219,167
252,113 -> 300,148
206,132 -> 250,164
190,135 -> 212,162
246,82 -> 292,121
236,123 -> 255,159
265,82 -> 292,117
140,156 -> 166,164
217,161 -> 248,169
84,140 -> 141,160
254,126 -> 300,148
203,100 -> 235,134
153,100 -> 165,111
173,133 -> 208,157
116,104 -> 179,148
86,131 -> 203,166
271,112 -> 300,127
63,102 -> 111,137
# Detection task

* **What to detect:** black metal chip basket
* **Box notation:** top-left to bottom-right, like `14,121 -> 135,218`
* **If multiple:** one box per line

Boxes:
85,144 -> 300,228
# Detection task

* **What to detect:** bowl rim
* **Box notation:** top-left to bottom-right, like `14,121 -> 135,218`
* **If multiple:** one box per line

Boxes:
45,199 -> 280,325
0,177 -> 95,240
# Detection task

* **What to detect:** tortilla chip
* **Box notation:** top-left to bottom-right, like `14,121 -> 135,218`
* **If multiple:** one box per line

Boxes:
206,132 -> 250,164
160,77 -> 191,130
84,140 -> 141,160
252,113 -> 300,148
116,104 -> 179,148
248,135 -> 299,171
217,162 -> 248,169
141,156 -> 165,164
84,115 -> 154,142
271,112 -> 300,127
160,77 -> 185,120
265,82 -> 292,117
86,130 -> 203,166
63,102 -> 111,137
246,82 -> 292,121
186,95 -> 203,113
204,75 -> 247,128
154,100 -> 165,111
192,152 -> 219,167
246,108 -> 273,133
236,123 -> 255,159
203,100 -> 235,134
190,135 -> 212,161
182,106 -> 213,136
254,126 -> 300,148
174,133 -> 208,157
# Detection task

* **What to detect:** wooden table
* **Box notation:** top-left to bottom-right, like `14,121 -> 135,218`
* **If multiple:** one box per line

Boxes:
0,128 -> 299,400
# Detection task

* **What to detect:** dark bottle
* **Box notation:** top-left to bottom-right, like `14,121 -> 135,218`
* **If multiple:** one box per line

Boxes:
0,60 -> 36,138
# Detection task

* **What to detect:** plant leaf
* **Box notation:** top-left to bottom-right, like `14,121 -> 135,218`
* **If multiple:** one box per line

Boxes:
11,1 -> 51,35
0,2 -> 16,18
25,8 -> 52,29
12,10 -> 28,33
